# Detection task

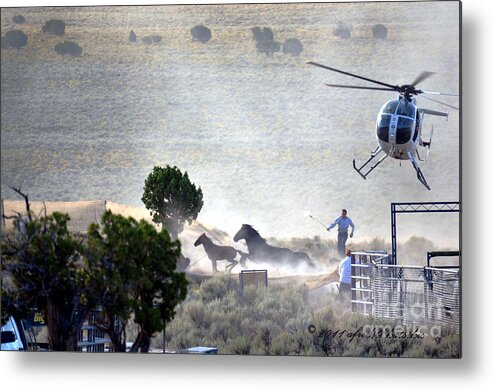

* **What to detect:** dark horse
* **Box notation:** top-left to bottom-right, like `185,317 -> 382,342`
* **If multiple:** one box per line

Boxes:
233,224 -> 315,269
194,233 -> 248,273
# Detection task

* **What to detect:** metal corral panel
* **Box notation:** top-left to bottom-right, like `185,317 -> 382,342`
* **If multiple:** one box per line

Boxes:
239,269 -> 268,291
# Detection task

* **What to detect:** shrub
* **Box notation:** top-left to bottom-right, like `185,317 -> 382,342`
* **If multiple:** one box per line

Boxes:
141,36 -> 153,45
42,19 -> 65,36
13,15 -> 26,24
163,273 -> 460,357
256,40 -> 281,56
282,38 -> 303,56
184,300 -> 208,327
199,274 -> 238,301
251,323 -> 273,354
372,24 -> 388,39
334,23 -> 351,39
3,30 -> 28,50
141,35 -> 162,44
251,26 -> 281,57
54,41 -> 83,57
270,333 -> 295,355
209,321 -> 232,344
191,25 -> 211,43
251,27 -> 274,42
227,335 -> 251,354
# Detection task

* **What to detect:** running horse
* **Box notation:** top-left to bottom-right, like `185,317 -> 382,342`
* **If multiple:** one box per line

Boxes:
194,233 -> 248,273
233,224 -> 315,268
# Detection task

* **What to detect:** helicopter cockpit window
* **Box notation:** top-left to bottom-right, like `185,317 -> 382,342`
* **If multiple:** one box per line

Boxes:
396,117 -> 414,144
377,114 -> 391,142
396,100 -> 416,118
382,101 -> 399,114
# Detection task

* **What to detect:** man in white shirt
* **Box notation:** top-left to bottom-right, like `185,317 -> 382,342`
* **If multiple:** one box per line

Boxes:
327,209 -> 355,257
338,249 -> 352,299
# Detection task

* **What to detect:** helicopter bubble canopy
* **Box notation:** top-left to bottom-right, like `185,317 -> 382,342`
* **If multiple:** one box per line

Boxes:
380,98 -> 417,117
377,99 -> 417,144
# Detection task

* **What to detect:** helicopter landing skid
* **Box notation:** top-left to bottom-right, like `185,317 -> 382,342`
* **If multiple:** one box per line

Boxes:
353,146 -> 388,180
408,153 -> 431,190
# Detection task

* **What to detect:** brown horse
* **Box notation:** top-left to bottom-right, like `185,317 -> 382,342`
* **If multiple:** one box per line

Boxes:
194,233 -> 247,273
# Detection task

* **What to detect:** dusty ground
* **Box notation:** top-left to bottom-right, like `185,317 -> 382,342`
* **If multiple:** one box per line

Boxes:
2,198 -> 339,288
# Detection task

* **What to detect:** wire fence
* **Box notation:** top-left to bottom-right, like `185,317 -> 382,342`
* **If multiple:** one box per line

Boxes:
351,252 -> 460,334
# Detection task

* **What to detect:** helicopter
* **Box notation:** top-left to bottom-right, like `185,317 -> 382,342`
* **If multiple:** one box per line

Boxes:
307,62 -> 459,190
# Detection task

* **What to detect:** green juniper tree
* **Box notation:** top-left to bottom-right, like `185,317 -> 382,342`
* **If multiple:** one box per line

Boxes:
1,190 -> 94,351
86,210 -> 188,353
2,190 -> 188,352
142,165 -> 204,239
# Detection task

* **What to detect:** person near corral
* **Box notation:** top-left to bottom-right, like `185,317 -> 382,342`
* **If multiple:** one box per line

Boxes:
327,209 -> 355,257
338,248 -> 353,298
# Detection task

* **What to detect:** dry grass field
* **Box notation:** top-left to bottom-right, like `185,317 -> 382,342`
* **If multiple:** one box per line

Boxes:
1,3 -> 459,247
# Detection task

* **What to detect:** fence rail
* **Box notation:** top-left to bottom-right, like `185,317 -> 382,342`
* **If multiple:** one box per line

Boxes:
350,252 -> 460,334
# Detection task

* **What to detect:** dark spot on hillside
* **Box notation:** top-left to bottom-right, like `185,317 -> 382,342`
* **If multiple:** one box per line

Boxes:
191,25 -> 212,43
256,40 -> 281,56
54,41 -> 83,57
282,38 -> 303,56
141,35 -> 161,45
251,26 -> 281,56
372,24 -> 388,40
1,30 -> 28,50
42,19 -> 65,36
251,27 -> 274,42
13,15 -> 26,24
129,30 -> 137,43
334,23 -> 351,39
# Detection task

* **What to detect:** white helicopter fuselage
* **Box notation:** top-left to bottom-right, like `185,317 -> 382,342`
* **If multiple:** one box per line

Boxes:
374,97 -> 421,161
305,61 -> 457,190
358,95 -> 447,190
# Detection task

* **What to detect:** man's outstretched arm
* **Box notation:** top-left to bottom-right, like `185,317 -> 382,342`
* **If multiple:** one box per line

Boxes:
327,217 -> 340,231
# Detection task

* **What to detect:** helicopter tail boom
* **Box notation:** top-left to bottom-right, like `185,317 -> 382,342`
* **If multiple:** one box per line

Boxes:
418,108 -> 448,117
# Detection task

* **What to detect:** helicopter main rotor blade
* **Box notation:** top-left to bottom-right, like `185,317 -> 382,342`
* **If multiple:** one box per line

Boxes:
307,61 -> 398,90
324,83 -> 396,92
420,90 -> 459,97
410,71 -> 435,87
420,94 -> 459,110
